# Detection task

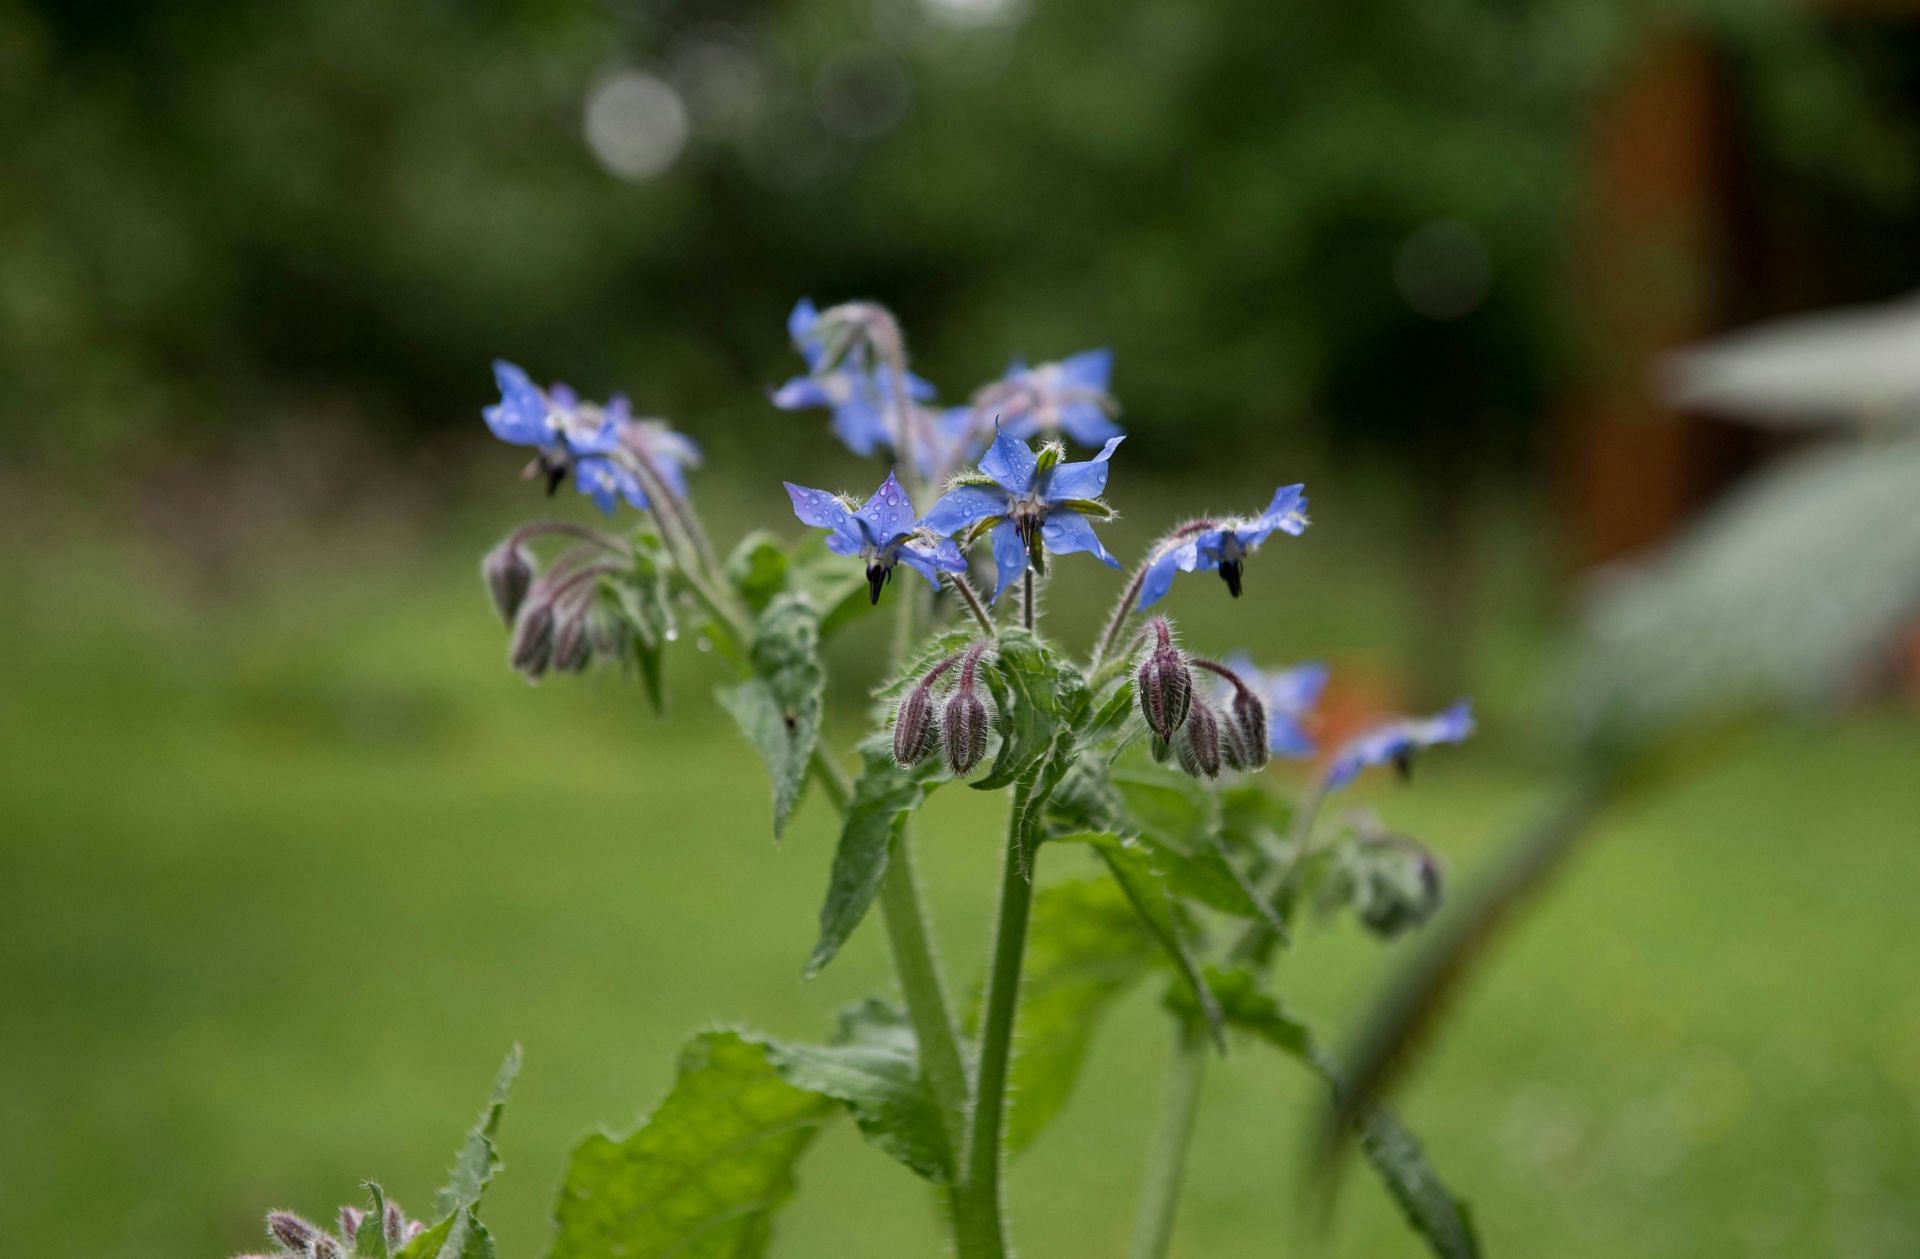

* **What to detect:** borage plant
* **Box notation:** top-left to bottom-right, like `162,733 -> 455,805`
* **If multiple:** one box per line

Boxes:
236,301 -> 1483,1259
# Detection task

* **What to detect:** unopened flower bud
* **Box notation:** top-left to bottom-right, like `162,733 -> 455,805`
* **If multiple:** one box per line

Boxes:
1222,686 -> 1269,770
1149,733 -> 1174,763
312,1236 -> 345,1259
338,1207 -> 365,1242
1176,699 -> 1223,778
892,684 -> 939,768
509,600 -> 555,679
943,690 -> 990,776
482,543 -> 535,625
1136,646 -> 1193,741
267,1212 -> 319,1253
384,1201 -> 406,1246
552,604 -> 594,673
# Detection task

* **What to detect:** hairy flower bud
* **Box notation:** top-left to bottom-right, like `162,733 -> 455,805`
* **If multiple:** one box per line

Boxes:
943,690 -> 991,776
551,604 -> 594,673
482,543 -> 535,625
1149,733 -> 1174,764
1222,686 -> 1269,770
339,1207 -> 365,1242
1176,699 -> 1223,778
892,684 -> 939,768
312,1236 -> 345,1259
1136,646 -> 1193,741
508,600 -> 555,680
384,1201 -> 406,1246
267,1212 -> 319,1253
1349,838 -> 1443,938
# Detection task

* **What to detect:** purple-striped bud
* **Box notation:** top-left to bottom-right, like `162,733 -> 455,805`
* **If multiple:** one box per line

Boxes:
267,1212 -> 319,1253
552,604 -> 594,673
943,690 -> 991,776
1136,646 -> 1193,741
384,1201 -> 406,1246
1222,686 -> 1269,770
508,600 -> 555,680
339,1207 -> 365,1242
482,543 -> 535,625
892,684 -> 939,768
312,1237 -> 344,1259
1176,699 -> 1223,778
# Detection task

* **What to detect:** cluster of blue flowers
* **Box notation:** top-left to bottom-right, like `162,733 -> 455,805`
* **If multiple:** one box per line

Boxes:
483,361 -> 700,516
479,296 -> 1474,787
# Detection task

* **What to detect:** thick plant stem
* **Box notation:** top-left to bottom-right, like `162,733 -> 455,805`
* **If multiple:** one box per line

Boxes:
947,571 -> 996,635
954,787 -> 1039,1258
1128,1017 -> 1209,1259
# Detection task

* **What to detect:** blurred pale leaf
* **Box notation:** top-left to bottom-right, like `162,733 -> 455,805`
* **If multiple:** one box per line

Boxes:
1662,296 -> 1920,426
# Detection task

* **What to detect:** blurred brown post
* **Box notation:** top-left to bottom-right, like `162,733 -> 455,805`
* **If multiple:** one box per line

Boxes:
1561,32 -> 1727,567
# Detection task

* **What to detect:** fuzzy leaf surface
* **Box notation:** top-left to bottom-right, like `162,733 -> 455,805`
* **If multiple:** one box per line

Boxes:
717,594 -> 824,841
805,744 -> 939,977
549,1032 -> 836,1259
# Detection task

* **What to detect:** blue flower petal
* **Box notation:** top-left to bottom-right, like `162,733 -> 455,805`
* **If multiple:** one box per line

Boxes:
771,376 -> 833,411
785,482 -> 853,531
1324,701 -> 1474,792
1040,510 -> 1120,567
1135,545 -> 1192,610
485,360 -> 549,446
1056,347 -> 1114,392
575,456 -> 647,515
1236,483 -> 1310,548
979,428 -> 1038,495
921,484 -> 1009,535
988,517 -> 1029,603
1270,713 -> 1317,760
790,298 -> 823,368
1056,405 -> 1124,447
829,394 -> 890,457
854,471 -> 916,542
1044,435 -> 1124,501
896,538 -> 968,587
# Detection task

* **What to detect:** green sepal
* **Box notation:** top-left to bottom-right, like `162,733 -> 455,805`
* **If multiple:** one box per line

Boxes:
354,1183 -> 391,1259
973,629 -> 1065,791
1054,497 -> 1117,521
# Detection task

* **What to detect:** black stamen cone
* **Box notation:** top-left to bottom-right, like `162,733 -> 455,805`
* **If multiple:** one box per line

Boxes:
1217,558 -> 1244,597
866,562 -> 893,605
543,459 -> 567,496
1392,746 -> 1415,781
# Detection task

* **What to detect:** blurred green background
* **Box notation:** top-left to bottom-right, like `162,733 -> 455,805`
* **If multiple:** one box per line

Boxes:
4,0 -> 1920,1256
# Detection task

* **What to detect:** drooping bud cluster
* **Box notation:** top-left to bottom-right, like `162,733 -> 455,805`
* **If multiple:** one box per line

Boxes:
1135,623 -> 1273,781
1189,657 -> 1270,771
1324,816 -> 1444,939
890,641 -> 995,777
484,524 -> 635,684
251,1201 -> 424,1259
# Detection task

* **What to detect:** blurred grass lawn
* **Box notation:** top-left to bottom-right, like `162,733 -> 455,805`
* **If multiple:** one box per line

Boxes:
3,499 -> 1918,1259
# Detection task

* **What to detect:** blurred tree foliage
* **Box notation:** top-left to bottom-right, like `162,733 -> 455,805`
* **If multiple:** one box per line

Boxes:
2,0 -> 1913,471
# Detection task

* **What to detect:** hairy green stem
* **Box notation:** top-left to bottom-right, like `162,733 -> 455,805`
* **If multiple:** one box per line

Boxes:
947,571 -> 996,635
1127,1017 -> 1209,1259
1234,781 -> 1327,967
954,783 -> 1039,1259
1088,521 -> 1216,671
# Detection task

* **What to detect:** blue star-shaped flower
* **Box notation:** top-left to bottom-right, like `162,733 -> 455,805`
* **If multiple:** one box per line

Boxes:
921,428 -> 1124,602
1323,701 -> 1474,791
772,299 -> 936,459
978,349 -> 1122,447
483,360 -> 618,493
785,471 -> 967,605
1220,655 -> 1329,759
1136,484 -> 1310,608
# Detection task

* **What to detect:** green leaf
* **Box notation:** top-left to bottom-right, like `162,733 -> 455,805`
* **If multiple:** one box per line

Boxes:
549,1032 -> 837,1259
973,629 -> 1063,791
1188,968 -> 1480,1259
355,1183 -> 391,1259
805,745 -> 936,977
1110,767 -> 1211,850
763,999 -> 951,1184
724,532 -> 791,615
425,1045 -> 520,1257
1050,830 -> 1274,929
995,877 -> 1158,1152
1092,844 -> 1223,1046
717,594 -> 825,841
789,536 -> 875,641
610,533 -> 676,713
